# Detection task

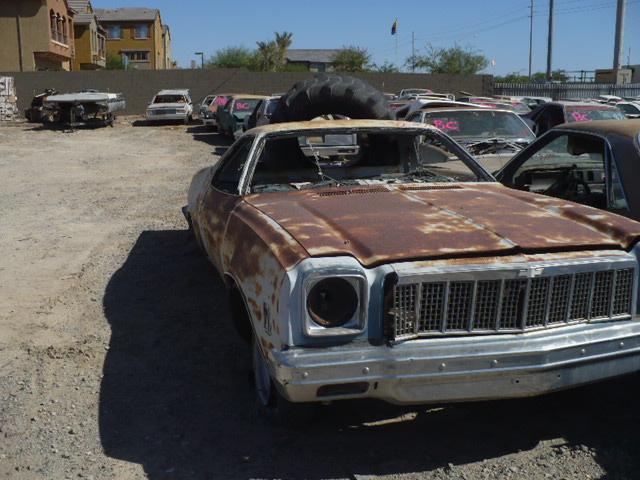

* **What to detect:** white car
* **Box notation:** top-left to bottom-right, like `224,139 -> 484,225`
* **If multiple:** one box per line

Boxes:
145,89 -> 193,124
617,101 -> 640,119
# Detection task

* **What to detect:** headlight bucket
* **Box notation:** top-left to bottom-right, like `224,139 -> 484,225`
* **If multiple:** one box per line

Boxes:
302,270 -> 367,337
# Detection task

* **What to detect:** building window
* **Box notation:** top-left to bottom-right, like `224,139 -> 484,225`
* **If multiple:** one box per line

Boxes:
133,24 -> 150,39
61,17 -> 68,45
50,10 -> 57,41
123,51 -> 150,62
106,25 -> 122,39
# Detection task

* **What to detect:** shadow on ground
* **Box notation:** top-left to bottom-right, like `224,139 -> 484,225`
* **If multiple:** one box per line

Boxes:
187,125 -> 231,151
100,230 -> 640,479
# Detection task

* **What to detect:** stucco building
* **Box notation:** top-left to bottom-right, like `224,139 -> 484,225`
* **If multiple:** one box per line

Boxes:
68,0 -> 105,70
0,0 -> 76,71
95,7 -> 173,70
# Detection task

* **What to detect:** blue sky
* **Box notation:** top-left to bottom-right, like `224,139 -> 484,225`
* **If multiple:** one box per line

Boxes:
92,0 -> 640,74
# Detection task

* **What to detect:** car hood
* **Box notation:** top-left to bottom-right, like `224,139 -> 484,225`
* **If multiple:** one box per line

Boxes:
245,183 -> 640,268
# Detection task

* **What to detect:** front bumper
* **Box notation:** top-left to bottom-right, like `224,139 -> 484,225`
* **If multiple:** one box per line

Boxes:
146,112 -> 188,121
271,320 -> 640,404
202,117 -> 217,126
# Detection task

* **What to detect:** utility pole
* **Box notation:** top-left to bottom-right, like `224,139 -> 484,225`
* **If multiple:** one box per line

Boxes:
195,51 -> 204,69
14,0 -> 24,72
546,0 -> 554,81
613,0 -> 626,70
411,31 -> 415,73
528,0 -> 534,78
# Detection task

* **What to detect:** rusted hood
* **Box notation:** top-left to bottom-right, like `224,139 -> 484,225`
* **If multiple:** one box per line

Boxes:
246,183 -> 640,267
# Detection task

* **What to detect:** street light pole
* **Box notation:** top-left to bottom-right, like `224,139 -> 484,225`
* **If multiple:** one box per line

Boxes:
528,0 -> 534,78
195,51 -> 204,69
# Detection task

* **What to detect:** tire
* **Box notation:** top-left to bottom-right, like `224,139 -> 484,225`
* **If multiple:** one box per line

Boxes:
252,334 -> 316,427
270,73 -> 392,123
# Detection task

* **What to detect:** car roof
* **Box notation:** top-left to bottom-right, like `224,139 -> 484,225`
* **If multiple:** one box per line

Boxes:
420,107 -> 519,115
157,89 -> 189,96
551,100 -> 618,107
553,119 -> 640,138
246,119 -> 439,136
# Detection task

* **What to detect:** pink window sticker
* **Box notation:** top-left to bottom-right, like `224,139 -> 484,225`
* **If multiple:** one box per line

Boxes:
235,102 -> 251,111
214,96 -> 228,106
570,111 -> 590,122
431,119 -> 460,132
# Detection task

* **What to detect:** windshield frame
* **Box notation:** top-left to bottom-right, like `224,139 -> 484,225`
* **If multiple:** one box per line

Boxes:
238,126 -> 495,195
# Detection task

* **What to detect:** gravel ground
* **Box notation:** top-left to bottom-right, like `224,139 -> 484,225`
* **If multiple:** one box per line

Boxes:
1,119 -> 640,480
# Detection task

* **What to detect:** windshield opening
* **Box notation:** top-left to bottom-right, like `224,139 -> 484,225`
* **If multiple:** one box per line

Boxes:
153,95 -> 187,104
250,129 -> 489,193
233,99 -> 260,113
564,105 -> 626,122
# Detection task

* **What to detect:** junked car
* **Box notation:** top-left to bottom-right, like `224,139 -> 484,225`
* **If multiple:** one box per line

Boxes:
201,94 -> 232,129
216,94 -> 267,138
145,89 -> 193,125
245,96 -> 281,131
616,101 -> 640,119
408,107 -> 536,170
524,101 -> 626,136
496,119 -> 640,220
199,95 -> 216,118
185,116 -> 640,421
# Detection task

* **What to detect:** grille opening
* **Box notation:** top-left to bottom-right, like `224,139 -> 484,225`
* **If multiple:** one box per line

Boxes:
390,265 -> 635,341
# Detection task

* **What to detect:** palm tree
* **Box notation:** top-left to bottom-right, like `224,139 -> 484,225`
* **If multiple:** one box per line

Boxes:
274,31 -> 293,68
256,41 -> 278,71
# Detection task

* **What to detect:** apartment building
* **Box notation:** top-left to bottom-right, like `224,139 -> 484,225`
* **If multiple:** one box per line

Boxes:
95,7 -> 173,70
68,0 -> 105,70
0,0 -> 76,71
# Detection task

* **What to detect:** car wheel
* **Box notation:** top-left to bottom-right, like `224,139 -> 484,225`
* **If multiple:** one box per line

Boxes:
252,334 -> 316,427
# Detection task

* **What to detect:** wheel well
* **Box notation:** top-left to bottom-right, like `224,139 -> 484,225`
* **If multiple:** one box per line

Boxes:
224,274 -> 252,343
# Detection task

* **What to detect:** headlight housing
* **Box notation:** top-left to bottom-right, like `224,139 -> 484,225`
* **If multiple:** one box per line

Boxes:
302,271 -> 367,337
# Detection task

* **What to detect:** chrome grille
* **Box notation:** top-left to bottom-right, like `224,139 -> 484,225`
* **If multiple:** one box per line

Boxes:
390,260 -> 636,341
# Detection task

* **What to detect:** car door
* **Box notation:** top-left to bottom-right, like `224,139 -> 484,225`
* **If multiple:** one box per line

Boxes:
497,130 -> 629,215
197,136 -> 254,275
217,99 -> 233,133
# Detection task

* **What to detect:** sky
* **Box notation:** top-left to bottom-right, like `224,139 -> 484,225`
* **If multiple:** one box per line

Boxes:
92,0 -> 640,75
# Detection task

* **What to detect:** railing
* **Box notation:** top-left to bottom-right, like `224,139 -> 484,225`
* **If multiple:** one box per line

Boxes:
494,82 -> 640,100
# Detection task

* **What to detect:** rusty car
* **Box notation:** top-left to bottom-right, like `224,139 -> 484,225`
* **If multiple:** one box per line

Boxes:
496,120 -> 640,220
185,116 -> 640,422
524,101 -> 627,136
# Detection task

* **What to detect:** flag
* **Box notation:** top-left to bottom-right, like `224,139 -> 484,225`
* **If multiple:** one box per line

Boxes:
391,19 -> 398,36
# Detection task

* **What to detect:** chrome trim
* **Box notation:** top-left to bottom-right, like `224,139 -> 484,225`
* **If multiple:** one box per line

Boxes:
301,268 -> 368,337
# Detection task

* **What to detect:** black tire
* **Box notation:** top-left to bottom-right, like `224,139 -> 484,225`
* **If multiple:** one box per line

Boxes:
270,73 -> 392,123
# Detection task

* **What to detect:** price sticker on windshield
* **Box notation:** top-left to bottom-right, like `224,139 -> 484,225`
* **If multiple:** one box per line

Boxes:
570,111 -> 590,122
431,119 -> 460,132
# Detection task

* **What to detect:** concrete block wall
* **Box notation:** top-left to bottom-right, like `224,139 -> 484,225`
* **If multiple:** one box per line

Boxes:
0,68 -> 494,115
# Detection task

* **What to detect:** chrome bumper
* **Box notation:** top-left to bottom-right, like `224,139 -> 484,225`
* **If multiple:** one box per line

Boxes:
271,320 -> 640,404
146,113 -> 188,121
202,118 -> 217,126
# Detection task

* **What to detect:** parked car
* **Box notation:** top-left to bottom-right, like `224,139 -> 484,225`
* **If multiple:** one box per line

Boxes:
216,95 -> 267,138
201,94 -> 232,129
396,99 -> 485,120
408,107 -> 536,170
616,101 -> 640,119
198,95 -> 216,118
496,120 -> 640,220
185,117 -> 640,422
397,88 -> 432,97
145,89 -> 193,125
245,96 -> 280,131
25,88 -> 57,123
524,101 -> 626,136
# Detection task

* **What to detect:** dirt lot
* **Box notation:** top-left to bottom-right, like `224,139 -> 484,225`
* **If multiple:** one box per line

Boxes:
1,119 -> 640,480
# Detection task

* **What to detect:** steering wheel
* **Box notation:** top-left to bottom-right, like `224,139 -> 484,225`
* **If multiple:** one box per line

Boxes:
545,165 -> 591,197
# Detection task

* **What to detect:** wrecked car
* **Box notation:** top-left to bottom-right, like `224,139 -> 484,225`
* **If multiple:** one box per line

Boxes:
185,116 -> 640,422
497,120 -> 640,220
216,94 -> 267,139
41,91 -> 125,128
25,88 -> 57,123
525,101 -> 626,136
408,107 -> 536,170
145,89 -> 193,125
201,93 -> 232,129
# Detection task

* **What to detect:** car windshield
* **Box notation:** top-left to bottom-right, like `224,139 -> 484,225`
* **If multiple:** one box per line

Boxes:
250,128 -> 489,193
422,110 -> 535,142
233,99 -> 261,113
153,95 -> 187,104
564,105 -> 626,122
618,103 -> 640,115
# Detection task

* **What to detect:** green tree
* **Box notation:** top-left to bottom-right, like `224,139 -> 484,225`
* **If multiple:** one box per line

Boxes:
373,61 -> 399,73
496,70 -> 569,83
205,46 -> 254,69
105,52 -> 124,70
254,41 -> 279,71
332,46 -> 372,72
408,44 -> 488,75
